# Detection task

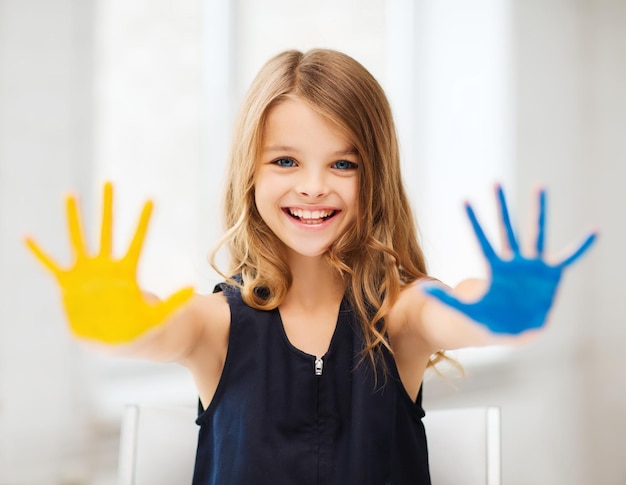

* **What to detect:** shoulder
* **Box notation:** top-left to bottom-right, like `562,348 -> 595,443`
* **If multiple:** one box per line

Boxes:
180,291 -> 231,365
177,291 -> 233,407
385,279 -> 431,338
189,290 -> 231,338
384,279 -> 436,399
385,279 -> 435,361
192,290 -> 230,320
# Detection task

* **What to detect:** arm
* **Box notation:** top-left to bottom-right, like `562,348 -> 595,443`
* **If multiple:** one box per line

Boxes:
111,291 -> 229,365
403,185 -> 597,353
24,182 -> 213,364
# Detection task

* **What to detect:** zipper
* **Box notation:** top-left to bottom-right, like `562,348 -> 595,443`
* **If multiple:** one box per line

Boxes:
315,356 -> 323,483
315,357 -> 324,376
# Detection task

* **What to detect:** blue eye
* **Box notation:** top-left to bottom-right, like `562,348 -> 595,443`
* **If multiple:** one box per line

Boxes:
332,160 -> 357,170
274,157 -> 297,167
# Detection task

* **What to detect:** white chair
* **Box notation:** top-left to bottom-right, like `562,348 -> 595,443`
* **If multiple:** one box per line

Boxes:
117,404 -> 198,485
117,404 -> 501,485
424,406 -> 501,485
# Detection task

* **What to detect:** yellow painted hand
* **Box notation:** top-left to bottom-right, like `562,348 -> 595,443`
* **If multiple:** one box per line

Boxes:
25,182 -> 194,344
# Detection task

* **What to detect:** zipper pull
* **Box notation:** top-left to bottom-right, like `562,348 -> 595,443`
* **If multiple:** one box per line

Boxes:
315,357 -> 324,376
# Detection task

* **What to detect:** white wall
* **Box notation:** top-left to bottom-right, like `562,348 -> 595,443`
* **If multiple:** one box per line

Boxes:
424,1 -> 626,484
0,0 -> 97,482
511,1 -> 625,483
574,0 -> 626,481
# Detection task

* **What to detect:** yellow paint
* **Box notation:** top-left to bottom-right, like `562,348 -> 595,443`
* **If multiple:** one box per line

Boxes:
25,182 -> 194,344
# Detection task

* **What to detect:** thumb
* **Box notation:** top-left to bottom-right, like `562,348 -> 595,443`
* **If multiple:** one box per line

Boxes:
421,281 -> 467,313
157,286 -> 195,320
24,236 -> 63,276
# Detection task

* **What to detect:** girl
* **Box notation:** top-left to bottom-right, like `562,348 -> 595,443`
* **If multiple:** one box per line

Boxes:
26,49 -> 596,484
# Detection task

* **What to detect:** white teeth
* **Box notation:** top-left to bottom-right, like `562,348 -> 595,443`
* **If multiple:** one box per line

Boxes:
288,208 -> 334,220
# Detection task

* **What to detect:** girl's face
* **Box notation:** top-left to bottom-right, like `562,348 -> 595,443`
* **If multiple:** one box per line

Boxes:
255,97 -> 359,260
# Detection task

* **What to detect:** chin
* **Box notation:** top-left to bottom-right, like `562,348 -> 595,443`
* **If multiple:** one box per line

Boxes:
286,245 -> 330,259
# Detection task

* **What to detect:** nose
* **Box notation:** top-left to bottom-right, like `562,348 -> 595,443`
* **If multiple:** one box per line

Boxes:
296,168 -> 328,199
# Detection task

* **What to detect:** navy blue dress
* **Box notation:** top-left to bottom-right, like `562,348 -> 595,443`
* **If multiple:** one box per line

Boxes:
192,281 -> 431,484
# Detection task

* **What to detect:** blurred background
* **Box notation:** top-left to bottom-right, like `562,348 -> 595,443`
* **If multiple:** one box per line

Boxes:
0,0 -> 623,483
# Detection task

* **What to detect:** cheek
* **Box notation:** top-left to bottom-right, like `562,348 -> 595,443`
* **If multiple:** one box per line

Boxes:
254,178 -> 269,200
253,188 -> 266,220
252,172 -> 267,205
252,178 -> 276,222
344,179 -> 359,209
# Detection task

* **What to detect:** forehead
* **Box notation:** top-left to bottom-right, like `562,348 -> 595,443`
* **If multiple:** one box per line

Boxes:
262,97 -> 355,154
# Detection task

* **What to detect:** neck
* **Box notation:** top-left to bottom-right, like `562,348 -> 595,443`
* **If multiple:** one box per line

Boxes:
284,253 -> 345,310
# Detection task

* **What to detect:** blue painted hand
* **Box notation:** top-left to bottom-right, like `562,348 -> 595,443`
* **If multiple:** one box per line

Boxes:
422,185 -> 597,334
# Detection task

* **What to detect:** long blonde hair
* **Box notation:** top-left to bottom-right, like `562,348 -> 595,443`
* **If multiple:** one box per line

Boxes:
211,49 -> 446,374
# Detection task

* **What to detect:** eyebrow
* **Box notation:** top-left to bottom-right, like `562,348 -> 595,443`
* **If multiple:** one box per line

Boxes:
262,145 -> 358,157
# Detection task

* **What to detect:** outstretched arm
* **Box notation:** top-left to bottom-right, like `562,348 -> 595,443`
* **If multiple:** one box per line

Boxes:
411,185 -> 597,351
25,182 -> 210,362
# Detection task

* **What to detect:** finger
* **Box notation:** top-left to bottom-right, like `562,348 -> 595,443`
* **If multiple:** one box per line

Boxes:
465,202 -> 497,261
124,200 -> 154,265
496,184 -> 519,254
535,188 -> 546,256
556,231 -> 598,269
24,237 -> 63,275
66,194 -> 88,257
157,287 -> 195,319
421,283 -> 469,314
99,182 -> 113,257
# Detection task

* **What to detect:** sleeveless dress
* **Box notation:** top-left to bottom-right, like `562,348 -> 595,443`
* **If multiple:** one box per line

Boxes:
192,281 -> 431,484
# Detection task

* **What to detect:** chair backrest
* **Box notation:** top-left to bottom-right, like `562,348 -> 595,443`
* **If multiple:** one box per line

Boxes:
117,404 -> 198,485
117,404 -> 500,485
424,406 -> 501,485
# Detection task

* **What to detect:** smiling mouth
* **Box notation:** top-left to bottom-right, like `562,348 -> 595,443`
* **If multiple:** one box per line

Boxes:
284,208 -> 338,224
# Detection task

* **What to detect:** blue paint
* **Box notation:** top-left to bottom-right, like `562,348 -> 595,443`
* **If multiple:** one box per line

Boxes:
422,186 -> 597,335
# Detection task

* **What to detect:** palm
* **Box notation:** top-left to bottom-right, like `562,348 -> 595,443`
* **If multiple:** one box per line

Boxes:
423,186 -> 596,335
26,182 -> 193,344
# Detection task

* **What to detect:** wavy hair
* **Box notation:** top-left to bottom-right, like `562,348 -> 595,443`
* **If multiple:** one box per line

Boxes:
210,49 -> 448,376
